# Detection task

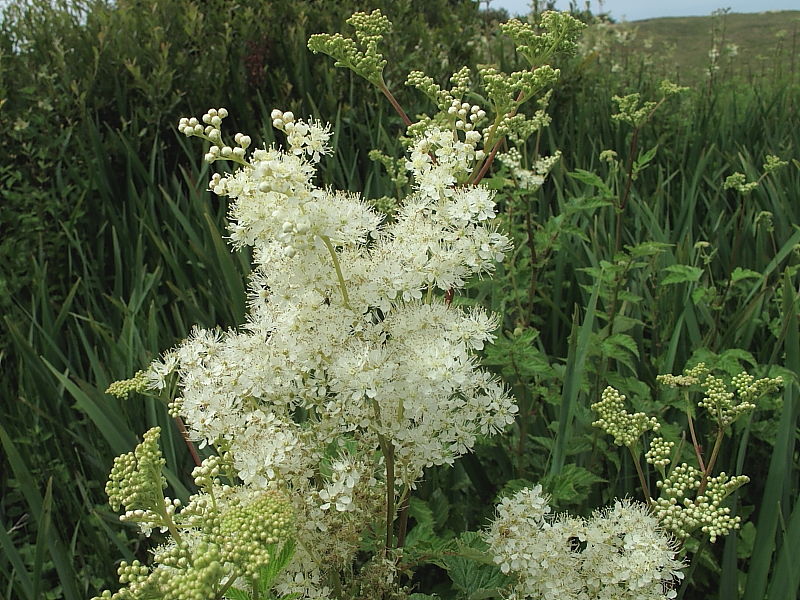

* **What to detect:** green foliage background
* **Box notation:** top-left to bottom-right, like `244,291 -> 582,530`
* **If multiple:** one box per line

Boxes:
0,1 -> 798,599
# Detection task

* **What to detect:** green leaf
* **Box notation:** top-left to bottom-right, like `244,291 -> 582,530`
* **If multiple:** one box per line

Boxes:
730,267 -> 763,283
661,264 -> 703,285
31,477 -> 54,600
225,588 -> 252,600
633,143 -> 658,173
444,533 -> 511,599
0,515 -> 34,600
540,464 -> 605,507
567,169 -> 613,196
605,333 -> 639,358
551,280 -> 599,475
626,241 -> 671,258
405,497 -> 437,549
257,539 -> 296,594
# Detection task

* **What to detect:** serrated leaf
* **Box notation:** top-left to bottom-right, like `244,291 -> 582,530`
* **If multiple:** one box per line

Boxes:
617,290 -> 643,304
405,497 -> 437,549
485,176 -> 512,190
633,144 -> 658,172
692,286 -> 716,305
563,195 -> 613,213
730,267 -> 763,283
444,533 -> 510,598
567,169 -> 613,196
605,333 -> 639,358
256,539 -> 295,595
428,489 -> 451,530
661,264 -> 703,285
483,329 -> 555,381
540,464 -> 605,507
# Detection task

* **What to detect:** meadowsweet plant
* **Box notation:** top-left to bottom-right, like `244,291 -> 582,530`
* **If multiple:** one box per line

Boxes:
593,363 -> 783,544
150,102 -> 521,598
723,153 -> 788,194
95,9 -> 701,599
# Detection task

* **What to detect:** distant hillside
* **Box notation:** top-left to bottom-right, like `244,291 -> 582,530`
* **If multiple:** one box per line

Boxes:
598,10 -> 800,83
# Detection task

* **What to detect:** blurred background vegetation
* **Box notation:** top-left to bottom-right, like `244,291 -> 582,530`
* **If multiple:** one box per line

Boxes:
0,1 -> 798,598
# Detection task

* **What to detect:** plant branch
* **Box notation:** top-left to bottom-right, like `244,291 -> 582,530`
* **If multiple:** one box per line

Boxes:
378,81 -> 412,127
175,415 -> 202,467
629,445 -> 652,504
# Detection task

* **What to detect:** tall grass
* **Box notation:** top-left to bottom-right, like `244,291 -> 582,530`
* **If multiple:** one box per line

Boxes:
1,1 -> 798,598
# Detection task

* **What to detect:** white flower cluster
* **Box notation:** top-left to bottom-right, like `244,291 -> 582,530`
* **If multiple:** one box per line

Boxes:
486,487 -> 685,600
496,147 -> 561,192
405,125 -> 485,199
151,108 -> 517,598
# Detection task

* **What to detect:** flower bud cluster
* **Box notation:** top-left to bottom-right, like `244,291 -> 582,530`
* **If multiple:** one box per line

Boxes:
307,10 -> 390,86
612,93 -> 657,128
497,148 -> 561,192
700,374 -> 755,427
93,543 -> 226,600
447,100 -> 486,132
480,65 -> 559,117
763,154 -> 788,174
657,362 -> 709,388
192,454 -> 228,491
507,107 -> 552,145
592,386 -> 660,448
177,108 -> 252,165
105,370 -> 148,399
500,12 -> 586,66
723,172 -> 759,193
655,373 -> 698,387
645,436 -> 674,470
653,465 -> 748,542
95,485 -> 294,600
105,427 -> 166,516
486,487 -> 684,600
271,109 -> 332,162
731,371 -> 783,404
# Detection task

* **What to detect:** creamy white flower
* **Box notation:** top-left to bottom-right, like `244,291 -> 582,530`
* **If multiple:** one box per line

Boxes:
165,109 -> 517,598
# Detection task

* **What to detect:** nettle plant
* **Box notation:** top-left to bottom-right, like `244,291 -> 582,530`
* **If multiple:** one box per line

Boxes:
96,10 -> 688,600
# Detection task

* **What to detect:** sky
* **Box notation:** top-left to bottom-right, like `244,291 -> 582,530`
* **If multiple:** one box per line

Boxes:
486,0 -> 800,21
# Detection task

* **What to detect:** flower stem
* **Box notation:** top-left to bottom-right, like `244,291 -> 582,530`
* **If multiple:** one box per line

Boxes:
396,486 -> 411,548
698,428 -> 725,495
174,415 -> 202,467
216,572 -> 239,599
319,235 -> 351,309
371,399 -> 396,555
629,445 -> 652,505
378,81 -> 412,127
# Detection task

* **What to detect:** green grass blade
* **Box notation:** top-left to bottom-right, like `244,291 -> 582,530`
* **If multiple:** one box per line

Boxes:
31,478 -> 53,600
743,272 -> 799,600
0,423 -> 80,600
42,360 -> 136,455
550,279 -> 599,476
0,516 -> 34,600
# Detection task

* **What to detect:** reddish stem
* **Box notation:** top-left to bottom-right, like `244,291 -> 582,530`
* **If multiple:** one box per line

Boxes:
175,416 -> 202,467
